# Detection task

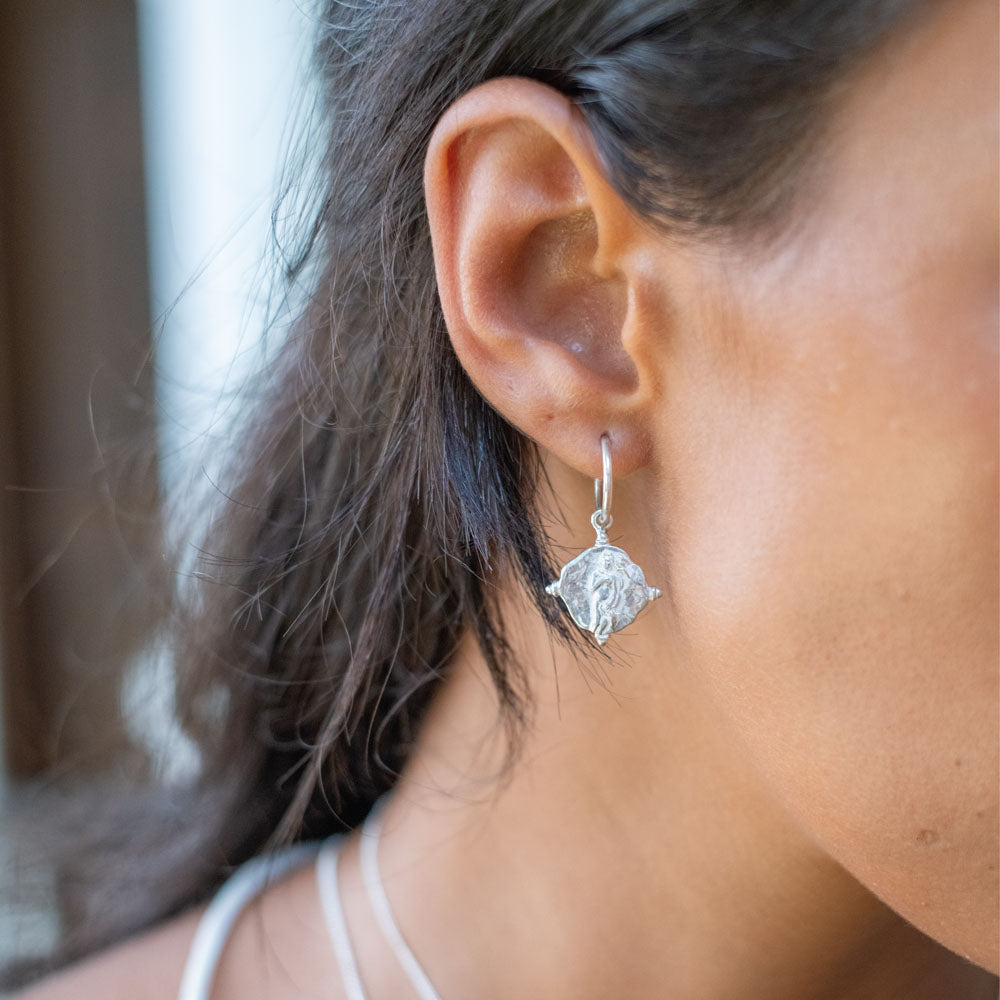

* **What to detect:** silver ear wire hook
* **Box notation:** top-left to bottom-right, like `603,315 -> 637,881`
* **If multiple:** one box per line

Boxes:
547,433 -> 661,645
592,434 -> 613,544
593,433 -> 613,534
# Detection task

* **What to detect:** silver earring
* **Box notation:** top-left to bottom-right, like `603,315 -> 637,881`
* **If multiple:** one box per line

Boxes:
546,434 -> 661,645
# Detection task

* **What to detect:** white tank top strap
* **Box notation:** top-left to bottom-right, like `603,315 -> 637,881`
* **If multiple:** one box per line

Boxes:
176,839 -> 333,1000
316,837 -> 368,1000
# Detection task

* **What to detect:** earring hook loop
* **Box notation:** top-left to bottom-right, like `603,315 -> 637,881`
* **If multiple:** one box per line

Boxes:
593,434 -> 613,527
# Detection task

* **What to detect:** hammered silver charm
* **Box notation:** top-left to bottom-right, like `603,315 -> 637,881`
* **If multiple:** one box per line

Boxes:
546,436 -> 661,645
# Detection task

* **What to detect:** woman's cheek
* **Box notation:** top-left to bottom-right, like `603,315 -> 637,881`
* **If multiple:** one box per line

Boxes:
657,285 -> 997,963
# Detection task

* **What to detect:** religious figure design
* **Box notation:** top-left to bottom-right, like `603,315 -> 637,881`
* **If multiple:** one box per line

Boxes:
546,544 -> 661,645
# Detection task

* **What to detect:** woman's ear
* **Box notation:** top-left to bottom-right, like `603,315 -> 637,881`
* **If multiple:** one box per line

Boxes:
423,77 -> 663,479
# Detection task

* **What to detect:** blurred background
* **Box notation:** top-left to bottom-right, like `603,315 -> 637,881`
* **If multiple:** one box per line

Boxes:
0,0 -> 313,960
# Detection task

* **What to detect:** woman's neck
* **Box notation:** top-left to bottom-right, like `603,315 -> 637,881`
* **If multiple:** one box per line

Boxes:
332,581 -> 993,1000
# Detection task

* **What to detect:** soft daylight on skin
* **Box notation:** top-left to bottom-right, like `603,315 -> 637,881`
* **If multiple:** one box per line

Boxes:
651,0 -> 998,964
418,0 -> 997,991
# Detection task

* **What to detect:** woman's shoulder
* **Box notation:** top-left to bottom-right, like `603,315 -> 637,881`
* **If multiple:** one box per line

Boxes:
10,839 -> 341,1000
9,903 -> 207,1000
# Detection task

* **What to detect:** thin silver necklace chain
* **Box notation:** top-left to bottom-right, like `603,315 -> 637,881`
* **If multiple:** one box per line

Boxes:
316,796 -> 444,1000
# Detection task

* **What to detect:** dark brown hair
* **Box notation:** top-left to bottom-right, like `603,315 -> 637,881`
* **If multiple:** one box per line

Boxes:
2,0 -> 928,986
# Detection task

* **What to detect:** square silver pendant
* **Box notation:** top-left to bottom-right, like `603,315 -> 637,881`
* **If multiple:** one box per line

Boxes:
546,543 -> 661,645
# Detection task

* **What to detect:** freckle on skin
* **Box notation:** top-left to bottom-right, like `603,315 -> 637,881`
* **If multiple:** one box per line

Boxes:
953,757 -> 962,768
916,828 -> 940,846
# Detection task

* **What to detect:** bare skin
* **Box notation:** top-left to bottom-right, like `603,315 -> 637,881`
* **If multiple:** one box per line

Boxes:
16,0 -> 998,996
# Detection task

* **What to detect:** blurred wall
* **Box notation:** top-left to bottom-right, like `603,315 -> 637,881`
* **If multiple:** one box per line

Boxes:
137,0 -> 312,497
0,0 -> 313,785
0,1 -> 157,778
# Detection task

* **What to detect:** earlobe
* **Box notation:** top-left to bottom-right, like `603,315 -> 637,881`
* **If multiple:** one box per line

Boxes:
424,77 -> 658,479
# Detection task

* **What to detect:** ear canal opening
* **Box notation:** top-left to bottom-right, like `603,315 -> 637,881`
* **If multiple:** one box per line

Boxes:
507,210 -> 637,392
